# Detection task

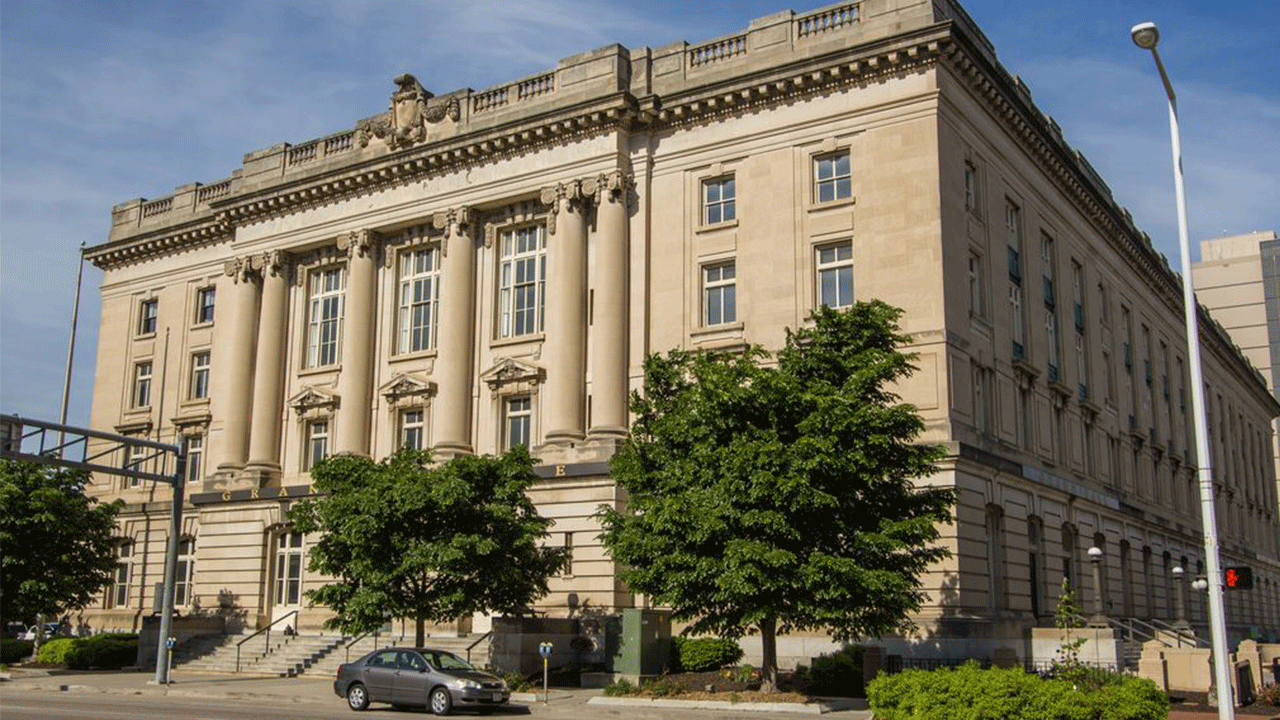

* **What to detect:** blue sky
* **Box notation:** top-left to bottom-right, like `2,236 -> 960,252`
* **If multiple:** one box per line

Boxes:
2,0 -> 1277,428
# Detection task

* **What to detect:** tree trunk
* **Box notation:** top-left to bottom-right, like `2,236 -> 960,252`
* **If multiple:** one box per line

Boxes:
759,617 -> 778,693
415,615 -> 426,647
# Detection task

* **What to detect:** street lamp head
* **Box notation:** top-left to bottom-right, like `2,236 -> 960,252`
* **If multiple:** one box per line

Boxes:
1172,565 -> 1184,576
1131,22 -> 1160,50
1088,546 -> 1103,560
1192,579 -> 1209,591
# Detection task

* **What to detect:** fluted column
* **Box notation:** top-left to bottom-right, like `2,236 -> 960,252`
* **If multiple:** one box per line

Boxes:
246,251 -> 290,478
433,208 -> 476,456
335,230 -> 376,455
588,171 -> 632,439
541,181 -> 590,444
215,256 -> 261,472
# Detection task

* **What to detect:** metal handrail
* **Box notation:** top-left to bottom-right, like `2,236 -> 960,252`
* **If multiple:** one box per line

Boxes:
1148,617 -> 1206,647
466,630 -> 493,666
236,610 -> 298,672
345,630 -> 381,662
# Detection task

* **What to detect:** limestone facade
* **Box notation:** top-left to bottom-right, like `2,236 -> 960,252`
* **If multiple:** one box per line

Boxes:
81,0 -> 1280,659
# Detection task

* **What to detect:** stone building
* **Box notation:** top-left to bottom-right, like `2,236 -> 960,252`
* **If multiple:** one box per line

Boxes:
81,0 -> 1279,665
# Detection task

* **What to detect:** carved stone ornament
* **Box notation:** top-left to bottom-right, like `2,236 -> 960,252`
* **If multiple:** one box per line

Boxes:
336,229 -> 375,259
223,255 -> 260,284
479,357 -> 545,397
540,180 -> 589,235
379,372 -> 437,406
355,74 -> 460,150
289,385 -> 339,417
259,249 -> 289,279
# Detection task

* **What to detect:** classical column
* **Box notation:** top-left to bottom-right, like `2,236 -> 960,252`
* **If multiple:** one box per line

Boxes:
245,251 -> 290,479
335,230 -> 376,455
540,181 -> 589,444
588,171 -> 631,440
433,208 -> 476,456
214,256 -> 260,473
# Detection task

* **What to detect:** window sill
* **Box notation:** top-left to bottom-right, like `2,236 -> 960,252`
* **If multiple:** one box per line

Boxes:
491,333 -> 545,349
298,364 -> 341,378
190,321 -> 214,331
691,322 -> 746,351
134,332 -> 157,341
695,219 -> 738,234
389,349 -> 439,364
806,196 -> 856,213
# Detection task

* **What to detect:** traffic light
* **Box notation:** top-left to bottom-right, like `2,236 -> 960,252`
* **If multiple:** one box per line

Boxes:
1224,566 -> 1253,590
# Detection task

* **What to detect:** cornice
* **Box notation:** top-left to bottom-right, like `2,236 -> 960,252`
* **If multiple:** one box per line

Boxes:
85,219 -> 229,271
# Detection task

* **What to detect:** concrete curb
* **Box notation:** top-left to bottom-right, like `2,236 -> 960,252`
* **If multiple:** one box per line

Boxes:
588,695 -> 870,715
5,681 -> 335,705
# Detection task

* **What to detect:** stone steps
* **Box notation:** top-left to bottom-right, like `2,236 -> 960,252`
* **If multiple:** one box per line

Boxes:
175,632 -> 491,677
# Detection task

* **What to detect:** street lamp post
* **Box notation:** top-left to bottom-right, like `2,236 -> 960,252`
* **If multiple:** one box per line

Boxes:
1172,565 -> 1189,630
1130,21 -> 1234,719
1087,546 -> 1107,627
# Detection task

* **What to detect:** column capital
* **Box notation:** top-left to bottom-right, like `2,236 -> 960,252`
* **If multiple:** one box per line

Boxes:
255,249 -> 291,280
540,180 -> 592,235
432,206 -> 472,233
583,171 -> 634,206
223,255 -> 261,284
337,229 -> 377,259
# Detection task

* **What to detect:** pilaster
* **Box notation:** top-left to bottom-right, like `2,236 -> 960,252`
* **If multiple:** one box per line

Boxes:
432,208 -> 477,457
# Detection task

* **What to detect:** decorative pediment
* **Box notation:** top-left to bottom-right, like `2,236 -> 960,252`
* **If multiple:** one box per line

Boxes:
355,74 -> 460,150
479,357 -> 545,394
289,385 -> 339,416
379,372 -> 437,405
172,412 -> 212,432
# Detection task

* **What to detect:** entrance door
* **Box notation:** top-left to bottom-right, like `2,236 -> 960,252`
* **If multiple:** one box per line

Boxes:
271,530 -> 305,626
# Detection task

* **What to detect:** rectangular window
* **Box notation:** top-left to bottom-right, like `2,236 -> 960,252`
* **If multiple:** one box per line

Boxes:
195,286 -> 216,324
498,226 -> 546,338
111,542 -> 132,608
964,161 -> 978,213
1010,284 -> 1025,359
504,397 -> 531,449
133,362 -> 153,408
1046,311 -> 1060,381
816,241 -> 853,309
138,299 -> 158,335
306,268 -> 345,368
400,409 -> 424,451
274,531 -> 304,607
814,151 -> 851,203
175,537 -> 195,606
703,262 -> 737,326
968,251 -> 985,318
563,532 -> 574,577
125,442 -> 147,487
1006,201 -> 1025,359
397,247 -> 441,354
189,351 -> 210,400
183,434 -> 203,484
304,420 -> 329,471
703,176 -> 736,225
972,363 -> 991,434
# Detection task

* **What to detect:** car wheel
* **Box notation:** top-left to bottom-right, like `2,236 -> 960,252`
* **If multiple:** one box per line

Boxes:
429,686 -> 453,716
346,682 -> 370,711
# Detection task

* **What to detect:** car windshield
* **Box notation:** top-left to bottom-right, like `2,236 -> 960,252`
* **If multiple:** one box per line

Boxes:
423,651 -> 473,671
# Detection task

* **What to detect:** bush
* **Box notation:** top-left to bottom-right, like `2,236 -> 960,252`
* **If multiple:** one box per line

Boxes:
674,637 -> 743,673
602,678 -> 636,696
36,638 -> 78,665
1257,682 -> 1280,707
643,676 -> 682,697
0,639 -> 34,664
868,662 -> 1167,720
807,645 -> 864,697
500,671 -> 531,692
64,634 -> 139,670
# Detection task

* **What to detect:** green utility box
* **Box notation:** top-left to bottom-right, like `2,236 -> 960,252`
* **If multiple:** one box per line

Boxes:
611,608 -> 671,679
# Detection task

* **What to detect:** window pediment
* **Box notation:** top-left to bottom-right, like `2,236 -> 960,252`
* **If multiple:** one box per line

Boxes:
380,372 -> 437,406
479,357 -> 545,397
289,385 -> 339,417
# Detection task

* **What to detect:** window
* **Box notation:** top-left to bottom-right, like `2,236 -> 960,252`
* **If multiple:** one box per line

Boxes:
183,434 -> 203,484
304,420 -> 329,471
968,251 -> 985,318
504,396 -> 531,449
125,442 -> 147,487
563,532 -> 574,577
138,299 -> 158,335
986,506 -> 1006,610
972,362 -> 991,434
703,176 -> 736,225
703,262 -> 736,326
397,247 -> 441,354
133,362 -> 152,408
195,286 -> 216,324
110,541 -> 132,608
813,151 -> 851,203
175,537 -> 195,606
306,267 -> 345,368
964,161 -> 978,213
498,226 -> 546,338
189,351 -> 210,400
816,241 -> 853,308
274,531 -> 304,607
1006,201 -> 1025,359
400,409 -> 424,451
1028,518 -> 1046,618
1017,385 -> 1032,448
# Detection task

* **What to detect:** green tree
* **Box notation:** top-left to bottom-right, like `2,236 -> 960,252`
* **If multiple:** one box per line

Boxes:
599,302 -> 954,692
289,446 -> 568,646
0,460 -> 123,637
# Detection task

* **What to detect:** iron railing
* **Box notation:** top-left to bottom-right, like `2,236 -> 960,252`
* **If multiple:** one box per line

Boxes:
236,610 -> 298,672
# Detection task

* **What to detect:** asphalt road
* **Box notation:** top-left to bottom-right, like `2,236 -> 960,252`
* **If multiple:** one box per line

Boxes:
0,688 -> 847,720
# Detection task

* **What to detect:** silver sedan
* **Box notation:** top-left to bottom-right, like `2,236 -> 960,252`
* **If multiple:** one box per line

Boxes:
334,647 -> 510,715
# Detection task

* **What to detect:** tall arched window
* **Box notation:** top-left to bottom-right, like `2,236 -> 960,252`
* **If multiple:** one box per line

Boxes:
1027,516 -> 1046,619
1061,523 -> 1080,594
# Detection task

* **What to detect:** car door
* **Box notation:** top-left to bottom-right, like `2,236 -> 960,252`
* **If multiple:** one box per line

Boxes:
363,650 -> 400,702
393,650 -> 430,706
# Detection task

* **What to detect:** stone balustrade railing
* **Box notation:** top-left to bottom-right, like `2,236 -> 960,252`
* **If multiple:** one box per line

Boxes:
688,34 -> 746,68
796,3 -> 859,38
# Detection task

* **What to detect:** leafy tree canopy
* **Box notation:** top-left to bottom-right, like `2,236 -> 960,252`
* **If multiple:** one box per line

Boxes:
599,302 -> 955,690
0,460 -> 123,624
289,446 -> 568,645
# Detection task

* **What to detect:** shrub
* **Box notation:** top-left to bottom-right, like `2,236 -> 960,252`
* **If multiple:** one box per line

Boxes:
676,638 -> 743,672
1257,681 -> 1280,707
0,639 -> 34,664
65,634 -> 138,670
643,676 -> 682,697
867,662 -> 1168,720
36,638 -> 78,665
807,645 -> 864,697
602,678 -> 636,696
500,671 -> 531,692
